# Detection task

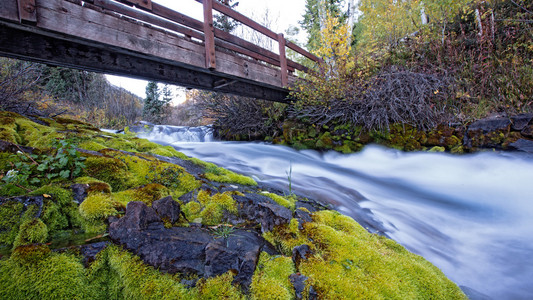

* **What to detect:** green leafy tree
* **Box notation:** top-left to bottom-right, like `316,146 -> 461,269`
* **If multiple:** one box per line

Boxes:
300,0 -> 346,52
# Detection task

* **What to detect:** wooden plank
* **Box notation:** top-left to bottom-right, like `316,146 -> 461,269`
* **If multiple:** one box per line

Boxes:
119,0 -> 152,10
286,40 -> 321,63
0,0 -> 20,22
36,0 -> 286,87
17,0 -> 36,23
278,33 -> 288,87
195,0 -> 278,41
90,0 -> 203,40
203,0 -> 216,69
151,2 -> 204,32
0,23 -> 290,102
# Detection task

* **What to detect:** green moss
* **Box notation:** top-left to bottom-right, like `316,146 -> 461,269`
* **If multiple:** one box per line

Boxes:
1,245 -> 93,299
131,138 -> 161,152
90,245 -> 190,299
263,192 -> 296,211
84,156 -> 131,192
0,127 -> 18,144
196,272 -> 245,299
250,252 -> 296,300
30,185 -> 82,232
182,201 -> 202,220
75,176 -> 112,193
78,141 -> 107,151
13,218 -> 48,248
99,149 -> 200,196
80,193 -> 118,220
428,146 -> 446,152
182,191 -> 238,225
316,132 -> 333,149
297,210 -> 467,299
0,183 -> 26,197
114,184 -> 170,207
79,193 -> 118,234
148,145 -> 189,159
199,191 -> 237,225
0,200 -> 25,245
263,218 -> 311,256
14,118 -> 61,148
204,163 -> 257,186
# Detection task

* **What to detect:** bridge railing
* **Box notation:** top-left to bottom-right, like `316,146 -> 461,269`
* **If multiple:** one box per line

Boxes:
85,0 -> 320,87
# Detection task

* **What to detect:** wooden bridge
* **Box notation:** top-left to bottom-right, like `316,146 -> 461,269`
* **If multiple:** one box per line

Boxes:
0,0 -> 320,102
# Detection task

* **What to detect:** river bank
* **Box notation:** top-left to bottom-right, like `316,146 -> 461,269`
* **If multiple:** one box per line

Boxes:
0,112 -> 467,299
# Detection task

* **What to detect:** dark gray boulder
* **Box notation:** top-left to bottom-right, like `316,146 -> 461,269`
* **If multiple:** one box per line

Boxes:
511,113 -> 533,131
234,193 -> 292,232
468,117 -> 511,133
509,139 -> 533,154
109,201 -> 275,290
205,230 -> 264,290
152,196 -> 181,223
110,201 -> 163,231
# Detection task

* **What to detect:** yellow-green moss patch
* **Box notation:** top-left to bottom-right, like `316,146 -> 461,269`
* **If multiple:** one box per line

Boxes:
297,210 -> 467,299
250,252 -> 296,300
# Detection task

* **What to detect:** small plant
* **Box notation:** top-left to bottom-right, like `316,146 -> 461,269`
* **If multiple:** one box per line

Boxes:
0,139 -> 86,191
210,224 -> 235,239
37,139 -> 86,180
285,162 -> 293,195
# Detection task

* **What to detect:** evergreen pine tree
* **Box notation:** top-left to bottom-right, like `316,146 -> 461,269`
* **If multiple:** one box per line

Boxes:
143,81 -> 161,123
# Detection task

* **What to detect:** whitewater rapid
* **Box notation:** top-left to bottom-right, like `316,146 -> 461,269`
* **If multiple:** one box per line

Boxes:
136,125 -> 533,299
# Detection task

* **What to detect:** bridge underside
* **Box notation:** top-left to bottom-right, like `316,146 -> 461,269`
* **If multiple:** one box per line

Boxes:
0,0 -> 294,102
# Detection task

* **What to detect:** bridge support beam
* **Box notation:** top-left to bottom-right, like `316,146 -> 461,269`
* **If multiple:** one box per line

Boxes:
0,22 -> 290,102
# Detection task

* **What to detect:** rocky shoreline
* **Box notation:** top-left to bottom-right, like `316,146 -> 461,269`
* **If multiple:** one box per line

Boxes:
273,113 -> 533,155
0,111 -> 467,299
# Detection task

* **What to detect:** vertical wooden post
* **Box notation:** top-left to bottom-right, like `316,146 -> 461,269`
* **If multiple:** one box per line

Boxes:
17,0 -> 37,23
277,33 -> 288,87
203,0 -> 216,70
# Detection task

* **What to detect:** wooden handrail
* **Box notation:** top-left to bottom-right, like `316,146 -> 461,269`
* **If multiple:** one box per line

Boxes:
86,0 -> 319,86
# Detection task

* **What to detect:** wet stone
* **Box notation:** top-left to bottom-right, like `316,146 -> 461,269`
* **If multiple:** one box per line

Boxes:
292,244 -> 312,268
509,139 -> 533,154
294,208 -> 312,230
468,117 -> 511,133
70,184 -> 89,205
152,196 -> 181,223
289,273 -> 317,300
235,193 -> 292,232
109,201 -> 274,290
511,113 -> 533,131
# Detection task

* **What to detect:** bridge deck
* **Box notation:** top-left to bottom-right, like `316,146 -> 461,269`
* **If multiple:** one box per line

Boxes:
0,0 -> 320,102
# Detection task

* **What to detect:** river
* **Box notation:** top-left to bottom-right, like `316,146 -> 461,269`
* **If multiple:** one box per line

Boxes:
135,125 -> 533,299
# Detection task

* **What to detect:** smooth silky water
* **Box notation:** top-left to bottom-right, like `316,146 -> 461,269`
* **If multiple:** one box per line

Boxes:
136,125 -> 533,299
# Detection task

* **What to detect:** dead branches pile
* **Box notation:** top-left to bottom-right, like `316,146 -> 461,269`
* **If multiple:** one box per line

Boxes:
290,70 -> 451,131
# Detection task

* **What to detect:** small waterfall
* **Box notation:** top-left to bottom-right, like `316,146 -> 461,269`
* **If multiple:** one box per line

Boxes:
130,124 -> 214,143
135,125 -> 533,299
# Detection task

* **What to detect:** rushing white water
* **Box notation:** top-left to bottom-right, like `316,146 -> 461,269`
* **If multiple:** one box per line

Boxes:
136,126 -> 533,299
